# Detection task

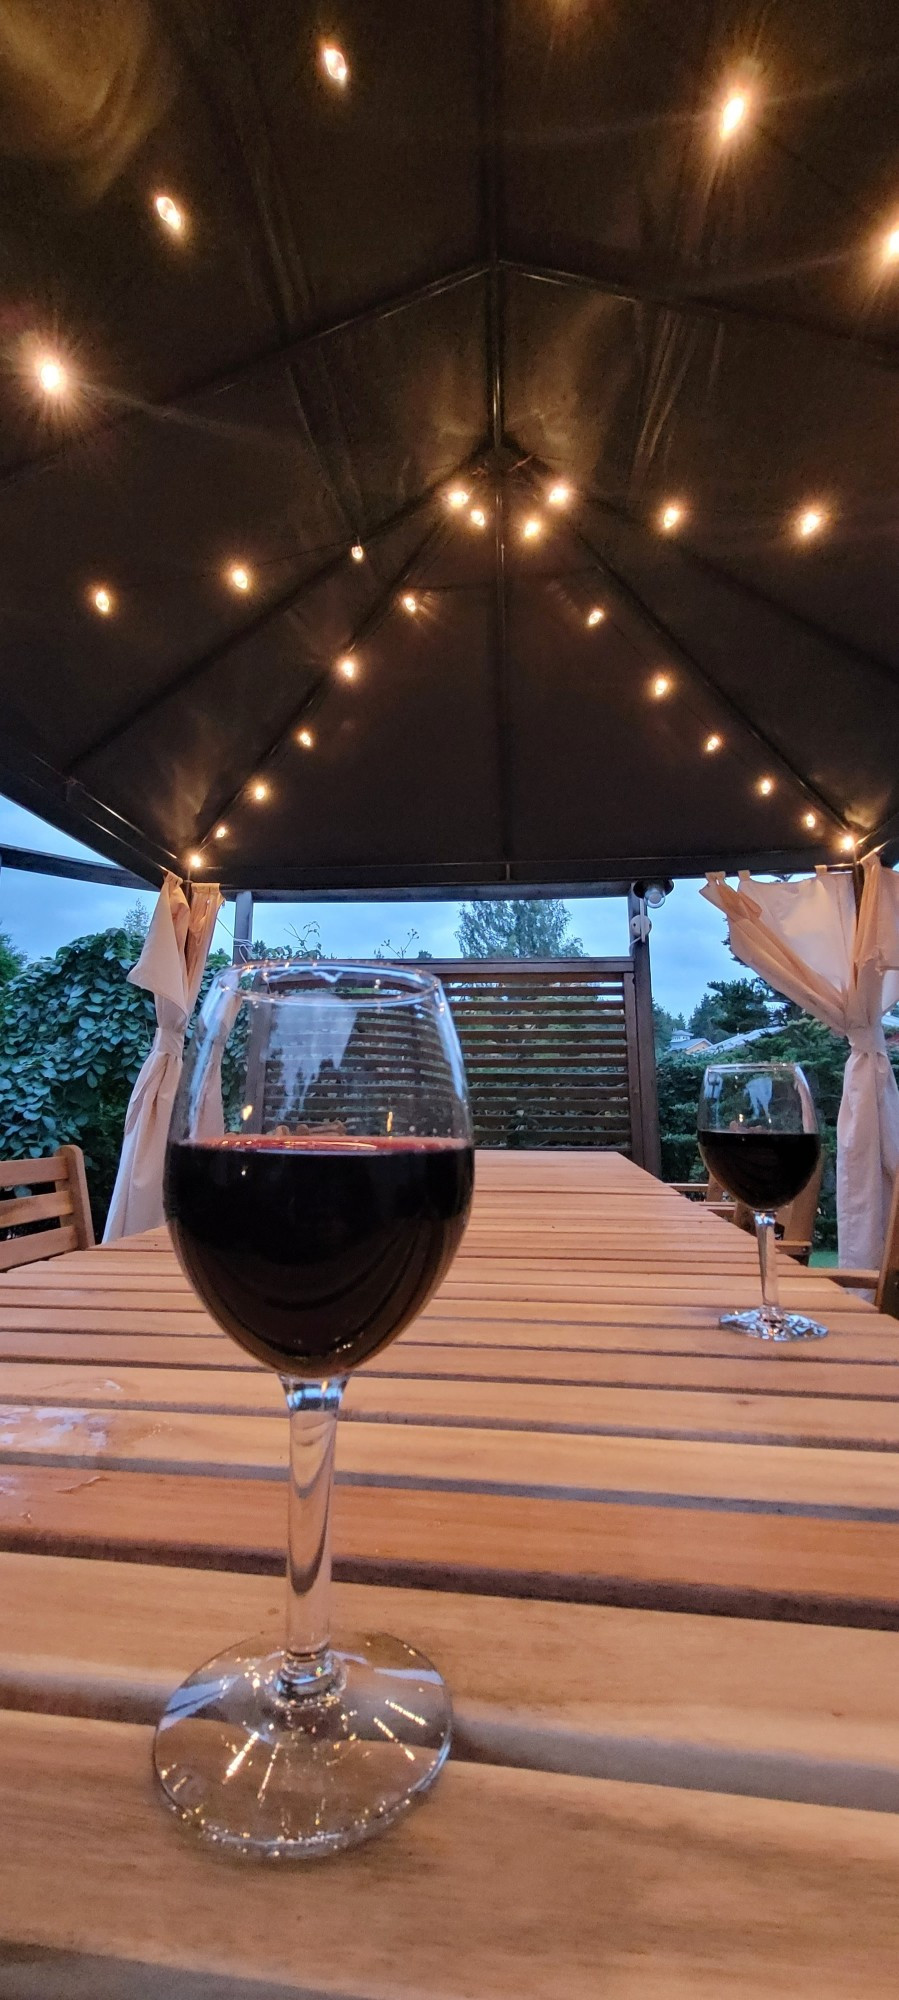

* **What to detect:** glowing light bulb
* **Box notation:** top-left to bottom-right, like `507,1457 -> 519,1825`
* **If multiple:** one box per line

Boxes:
651,673 -> 671,699
90,586 -> 113,616
338,655 -> 357,679
228,564 -> 251,592
882,224 -> 899,265
586,607 -> 605,627
547,482 -> 571,507
350,542 -> 365,562
186,851 -> 203,869
214,825 -> 228,839
401,592 -> 418,614
469,506 -> 487,528
704,733 -> 723,753
840,833 -> 857,852
36,355 -> 66,396
154,193 -> 184,233
447,486 -> 470,510
658,501 -> 685,533
321,43 -> 348,85
522,517 -> 542,541
297,727 -> 314,748
251,781 -> 268,801
795,506 -> 827,540
802,811 -> 818,830
718,90 -> 749,141
758,776 -> 774,796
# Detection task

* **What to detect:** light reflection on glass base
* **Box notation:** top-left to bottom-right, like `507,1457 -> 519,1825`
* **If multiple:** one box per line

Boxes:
720,1307 -> 828,1342
153,1632 -> 452,1859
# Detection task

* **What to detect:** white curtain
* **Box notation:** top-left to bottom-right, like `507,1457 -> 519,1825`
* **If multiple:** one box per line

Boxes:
702,858 -> 899,1269
104,873 -> 223,1240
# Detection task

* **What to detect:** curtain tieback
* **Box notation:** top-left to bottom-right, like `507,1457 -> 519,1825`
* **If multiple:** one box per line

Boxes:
153,1026 -> 186,1062
847,1023 -> 889,1059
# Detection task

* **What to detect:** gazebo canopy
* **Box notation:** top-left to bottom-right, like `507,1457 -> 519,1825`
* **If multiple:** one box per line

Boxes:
1,0 -> 898,892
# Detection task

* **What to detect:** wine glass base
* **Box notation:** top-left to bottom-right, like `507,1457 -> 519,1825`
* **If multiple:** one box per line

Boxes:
719,1308 -> 828,1342
153,1632 -> 452,1860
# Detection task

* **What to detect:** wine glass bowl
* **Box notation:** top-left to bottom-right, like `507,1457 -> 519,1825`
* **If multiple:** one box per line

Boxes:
698,1062 -> 826,1342
154,961 -> 474,1857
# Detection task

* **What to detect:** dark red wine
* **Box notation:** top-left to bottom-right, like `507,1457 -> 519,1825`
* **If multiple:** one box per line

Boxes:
698,1129 -> 820,1211
165,1134 -> 473,1375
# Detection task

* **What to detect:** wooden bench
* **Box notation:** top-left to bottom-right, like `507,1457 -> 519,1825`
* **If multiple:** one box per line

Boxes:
0,1147 -> 95,1271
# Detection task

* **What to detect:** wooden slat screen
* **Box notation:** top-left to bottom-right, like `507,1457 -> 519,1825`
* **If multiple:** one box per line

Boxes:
422,959 -> 641,1157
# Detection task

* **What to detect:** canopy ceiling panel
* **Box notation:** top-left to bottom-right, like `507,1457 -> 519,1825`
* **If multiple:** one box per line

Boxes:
0,0 -> 898,887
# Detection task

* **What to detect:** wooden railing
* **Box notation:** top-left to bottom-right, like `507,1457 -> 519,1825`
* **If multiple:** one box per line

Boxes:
422,958 -> 658,1166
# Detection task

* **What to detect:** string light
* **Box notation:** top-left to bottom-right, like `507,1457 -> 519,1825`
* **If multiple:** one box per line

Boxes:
469,507 -> 487,529
881,223 -> 899,266
350,542 -> 365,562
186,851 -> 203,869
90,586 -> 114,616
321,43 -> 348,85
522,517 -> 543,541
227,563 -> 252,592
547,482 -> 571,507
795,506 -> 827,540
447,487 -> 470,510
840,833 -> 857,852
35,355 -> 67,397
214,825 -> 228,840
251,781 -> 268,801
658,501 -> 685,534
586,607 -> 605,627
154,193 -> 184,234
297,727 -> 314,748
704,733 -> 723,753
802,811 -> 819,830
758,776 -> 774,796
401,592 -> 419,614
718,89 -> 749,141
338,655 -> 357,678
651,673 -> 672,699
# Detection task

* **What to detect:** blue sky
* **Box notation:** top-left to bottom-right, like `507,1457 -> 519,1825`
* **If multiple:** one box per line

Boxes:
0,794 -> 735,1019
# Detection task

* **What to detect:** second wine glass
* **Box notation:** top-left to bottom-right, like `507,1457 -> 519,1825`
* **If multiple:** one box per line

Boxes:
698,1061 -> 827,1341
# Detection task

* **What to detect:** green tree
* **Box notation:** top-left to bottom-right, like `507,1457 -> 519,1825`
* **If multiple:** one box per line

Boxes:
653,1001 -> 685,1060
456,899 -> 584,958
0,929 -> 26,994
688,976 -> 772,1041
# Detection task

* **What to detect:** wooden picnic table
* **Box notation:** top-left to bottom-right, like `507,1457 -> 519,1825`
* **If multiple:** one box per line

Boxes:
1,1148 -> 898,1995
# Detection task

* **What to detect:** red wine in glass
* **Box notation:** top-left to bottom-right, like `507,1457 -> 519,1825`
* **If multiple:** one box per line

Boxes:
697,1061 -> 827,1343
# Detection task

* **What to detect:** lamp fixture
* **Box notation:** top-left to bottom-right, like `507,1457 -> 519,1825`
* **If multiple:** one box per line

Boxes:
704,733 -> 723,753
658,501 -> 685,534
758,777 -> 774,796
321,43 -> 348,85
214,825 -> 228,840
35,355 -> 67,397
90,586 -> 114,616
186,851 -> 203,869
338,655 -> 357,678
350,542 -> 365,562
227,563 -> 252,592
401,592 -> 419,614
840,833 -> 857,852
802,811 -> 819,830
447,486 -> 470,510
718,89 -> 749,141
154,193 -> 184,234
651,673 -> 671,698
251,781 -> 268,801
522,517 -> 543,541
547,482 -> 571,507
469,506 -> 487,528
586,607 -> 605,627
297,727 -> 314,748
795,506 -> 827,540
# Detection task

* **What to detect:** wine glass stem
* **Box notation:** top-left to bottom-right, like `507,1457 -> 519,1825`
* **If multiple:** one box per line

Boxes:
753,1212 -> 781,1320
277,1377 -> 345,1701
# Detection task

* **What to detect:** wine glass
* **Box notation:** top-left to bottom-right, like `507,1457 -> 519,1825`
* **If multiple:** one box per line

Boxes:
697,1062 -> 826,1342
154,961 -> 474,1858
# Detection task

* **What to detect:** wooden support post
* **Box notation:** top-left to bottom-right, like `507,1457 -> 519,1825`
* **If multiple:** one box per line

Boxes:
627,890 -> 662,1178
232,891 -> 254,966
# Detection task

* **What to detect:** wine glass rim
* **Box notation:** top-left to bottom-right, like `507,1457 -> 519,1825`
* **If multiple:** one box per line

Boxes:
220,959 -> 442,1007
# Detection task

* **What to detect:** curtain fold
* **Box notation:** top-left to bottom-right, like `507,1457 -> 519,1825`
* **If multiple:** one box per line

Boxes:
701,859 -> 899,1269
103,873 -> 223,1240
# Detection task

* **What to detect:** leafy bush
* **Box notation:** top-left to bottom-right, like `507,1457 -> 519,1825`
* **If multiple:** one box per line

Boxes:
0,926 -> 230,1233
658,1015 -> 899,1249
